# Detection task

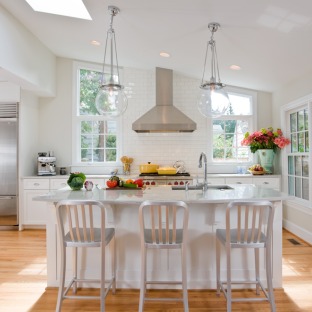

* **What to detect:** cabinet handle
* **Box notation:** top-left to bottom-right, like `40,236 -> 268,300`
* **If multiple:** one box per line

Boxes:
236,182 -> 242,184
34,183 -> 40,186
263,182 -> 269,184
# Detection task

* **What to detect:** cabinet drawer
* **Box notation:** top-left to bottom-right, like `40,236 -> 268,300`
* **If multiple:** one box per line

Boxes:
24,179 -> 49,190
226,177 -> 253,184
50,179 -> 68,190
252,177 -> 280,190
206,178 -> 226,185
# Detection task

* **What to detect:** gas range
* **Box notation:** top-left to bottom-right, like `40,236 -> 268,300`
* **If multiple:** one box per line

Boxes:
139,173 -> 193,186
139,172 -> 191,177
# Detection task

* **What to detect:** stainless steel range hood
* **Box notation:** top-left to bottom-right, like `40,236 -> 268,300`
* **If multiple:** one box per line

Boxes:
132,67 -> 196,133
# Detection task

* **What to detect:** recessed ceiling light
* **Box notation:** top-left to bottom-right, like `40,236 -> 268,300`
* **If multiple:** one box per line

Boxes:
91,40 -> 101,46
160,52 -> 170,58
25,0 -> 92,20
230,65 -> 241,70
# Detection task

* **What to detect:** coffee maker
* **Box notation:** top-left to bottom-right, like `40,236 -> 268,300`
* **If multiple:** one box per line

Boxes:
37,153 -> 56,176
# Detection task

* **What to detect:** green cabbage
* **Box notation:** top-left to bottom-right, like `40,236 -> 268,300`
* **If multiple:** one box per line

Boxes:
67,172 -> 86,190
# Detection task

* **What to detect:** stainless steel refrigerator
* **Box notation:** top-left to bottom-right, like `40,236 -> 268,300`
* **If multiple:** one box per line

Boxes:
0,103 -> 18,227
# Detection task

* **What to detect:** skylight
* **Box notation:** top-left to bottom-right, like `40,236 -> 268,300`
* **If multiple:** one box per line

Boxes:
25,0 -> 92,20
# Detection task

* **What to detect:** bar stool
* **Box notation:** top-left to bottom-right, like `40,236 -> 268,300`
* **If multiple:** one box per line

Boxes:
55,200 -> 116,312
216,200 -> 276,312
138,200 -> 189,312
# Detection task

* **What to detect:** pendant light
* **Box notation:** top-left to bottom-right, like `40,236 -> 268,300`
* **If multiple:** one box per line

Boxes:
198,22 -> 230,118
95,6 -> 128,117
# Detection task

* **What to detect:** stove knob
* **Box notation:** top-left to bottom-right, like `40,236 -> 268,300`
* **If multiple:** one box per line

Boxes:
151,181 -> 156,185
180,181 -> 184,185
174,181 -> 179,185
146,181 -> 150,185
167,182 -> 172,185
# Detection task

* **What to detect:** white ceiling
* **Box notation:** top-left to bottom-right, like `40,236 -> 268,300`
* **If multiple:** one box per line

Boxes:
1,0 -> 312,93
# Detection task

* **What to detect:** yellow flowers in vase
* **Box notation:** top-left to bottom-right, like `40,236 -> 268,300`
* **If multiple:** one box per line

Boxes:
120,156 -> 133,175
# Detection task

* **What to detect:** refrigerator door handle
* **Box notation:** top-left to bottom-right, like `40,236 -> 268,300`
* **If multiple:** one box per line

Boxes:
0,196 -> 15,200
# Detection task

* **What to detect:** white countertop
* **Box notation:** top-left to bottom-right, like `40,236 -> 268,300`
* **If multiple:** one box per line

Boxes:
33,184 -> 289,204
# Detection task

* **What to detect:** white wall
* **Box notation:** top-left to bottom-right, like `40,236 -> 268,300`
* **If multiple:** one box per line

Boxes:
38,58 -> 273,176
19,90 -> 40,176
0,5 -> 56,96
273,70 -> 312,243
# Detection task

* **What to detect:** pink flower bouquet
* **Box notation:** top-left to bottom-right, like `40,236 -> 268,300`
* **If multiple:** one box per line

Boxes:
241,127 -> 290,153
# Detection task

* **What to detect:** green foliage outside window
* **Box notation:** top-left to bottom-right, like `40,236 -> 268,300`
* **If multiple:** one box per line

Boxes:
78,69 -> 117,162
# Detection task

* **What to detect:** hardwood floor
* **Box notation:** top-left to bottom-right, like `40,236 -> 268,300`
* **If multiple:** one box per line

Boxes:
0,229 -> 311,311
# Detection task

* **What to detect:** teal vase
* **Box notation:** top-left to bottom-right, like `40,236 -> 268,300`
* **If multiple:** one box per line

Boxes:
257,149 -> 275,174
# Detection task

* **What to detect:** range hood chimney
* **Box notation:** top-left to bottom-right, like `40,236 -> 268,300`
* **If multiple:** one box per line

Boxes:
132,67 -> 197,133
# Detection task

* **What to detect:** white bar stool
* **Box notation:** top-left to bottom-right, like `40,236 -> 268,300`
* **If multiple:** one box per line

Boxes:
55,200 -> 116,312
138,200 -> 189,312
216,200 -> 276,312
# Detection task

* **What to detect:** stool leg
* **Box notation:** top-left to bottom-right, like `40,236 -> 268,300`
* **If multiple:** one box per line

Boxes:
226,244 -> 232,312
181,247 -> 189,312
100,241 -> 105,312
111,235 -> 116,294
255,248 -> 260,295
139,246 -> 147,312
56,244 -> 66,312
266,244 -> 276,312
72,247 -> 78,294
216,238 -> 221,296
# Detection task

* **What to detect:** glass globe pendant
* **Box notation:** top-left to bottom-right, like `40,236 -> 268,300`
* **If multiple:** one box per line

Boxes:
198,22 -> 230,118
95,6 -> 128,117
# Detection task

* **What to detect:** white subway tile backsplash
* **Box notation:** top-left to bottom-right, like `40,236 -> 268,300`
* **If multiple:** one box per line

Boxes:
120,67 -> 208,174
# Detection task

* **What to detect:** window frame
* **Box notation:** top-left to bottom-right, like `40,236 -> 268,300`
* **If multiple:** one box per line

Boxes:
281,94 -> 312,209
207,86 -> 257,166
72,61 -> 123,167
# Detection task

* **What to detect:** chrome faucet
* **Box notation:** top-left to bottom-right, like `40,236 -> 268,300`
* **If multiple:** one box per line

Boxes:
198,152 -> 208,191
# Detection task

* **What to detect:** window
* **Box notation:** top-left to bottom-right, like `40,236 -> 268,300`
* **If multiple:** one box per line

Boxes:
211,88 -> 256,163
72,62 -> 122,165
282,96 -> 311,204
287,108 -> 309,200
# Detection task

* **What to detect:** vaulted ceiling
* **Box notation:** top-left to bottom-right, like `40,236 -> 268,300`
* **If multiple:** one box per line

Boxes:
1,0 -> 312,93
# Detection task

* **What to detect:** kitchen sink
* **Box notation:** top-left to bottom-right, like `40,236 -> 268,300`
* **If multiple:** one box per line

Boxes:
171,185 -> 233,191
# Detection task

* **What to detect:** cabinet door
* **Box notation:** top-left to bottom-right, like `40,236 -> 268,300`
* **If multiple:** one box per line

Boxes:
23,189 -> 48,225
252,177 -> 280,190
50,178 -> 68,190
226,177 -> 253,184
23,179 -> 49,190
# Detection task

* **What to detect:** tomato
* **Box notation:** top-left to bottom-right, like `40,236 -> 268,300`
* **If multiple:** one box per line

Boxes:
133,179 -> 143,187
106,180 -> 118,188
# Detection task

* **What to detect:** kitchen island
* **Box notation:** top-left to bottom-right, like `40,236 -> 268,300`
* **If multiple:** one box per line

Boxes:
34,184 -> 287,289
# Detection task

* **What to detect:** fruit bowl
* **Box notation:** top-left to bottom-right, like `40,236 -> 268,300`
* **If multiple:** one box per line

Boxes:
248,170 -> 266,175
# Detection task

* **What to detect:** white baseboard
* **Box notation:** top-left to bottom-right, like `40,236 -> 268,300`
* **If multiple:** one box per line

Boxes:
283,219 -> 312,245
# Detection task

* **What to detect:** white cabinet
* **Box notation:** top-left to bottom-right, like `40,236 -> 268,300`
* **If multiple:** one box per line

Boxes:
226,177 -> 253,184
252,177 -> 280,190
21,176 -> 107,228
50,178 -> 67,190
22,177 -> 68,228
22,179 -> 50,227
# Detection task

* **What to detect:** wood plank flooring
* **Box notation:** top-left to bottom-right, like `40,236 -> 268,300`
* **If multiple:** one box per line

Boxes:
0,228 -> 311,311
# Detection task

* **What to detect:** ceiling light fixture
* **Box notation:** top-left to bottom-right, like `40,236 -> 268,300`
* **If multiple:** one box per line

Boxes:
95,6 -> 127,118
160,52 -> 170,58
230,64 -> 241,70
198,22 -> 230,118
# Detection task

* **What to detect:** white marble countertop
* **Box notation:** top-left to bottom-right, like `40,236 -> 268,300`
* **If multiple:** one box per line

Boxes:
33,184 -> 289,204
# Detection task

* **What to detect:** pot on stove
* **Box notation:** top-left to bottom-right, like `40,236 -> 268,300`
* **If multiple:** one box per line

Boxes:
139,162 -> 159,173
